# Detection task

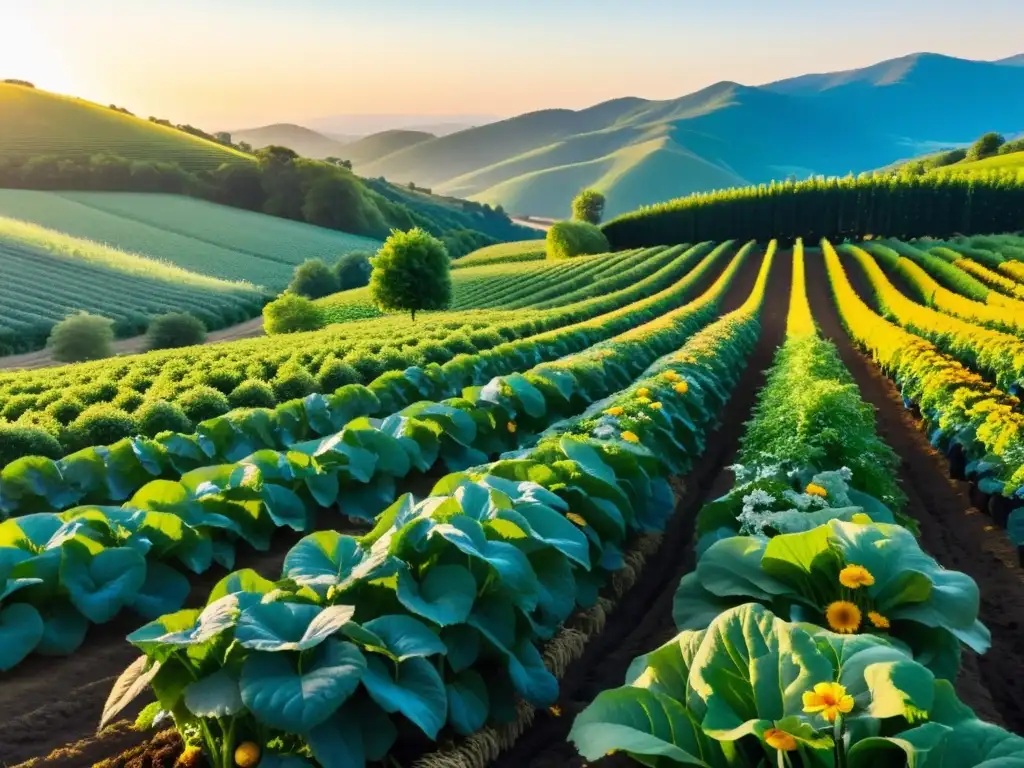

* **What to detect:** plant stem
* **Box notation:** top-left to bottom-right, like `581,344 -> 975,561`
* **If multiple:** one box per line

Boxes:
221,717 -> 238,768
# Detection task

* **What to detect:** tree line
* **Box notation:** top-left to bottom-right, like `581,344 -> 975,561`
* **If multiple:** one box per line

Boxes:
602,172 -> 1024,247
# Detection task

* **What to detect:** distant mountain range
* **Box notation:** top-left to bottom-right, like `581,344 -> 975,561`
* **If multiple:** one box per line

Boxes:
230,123 -> 435,162
345,52 -> 1024,217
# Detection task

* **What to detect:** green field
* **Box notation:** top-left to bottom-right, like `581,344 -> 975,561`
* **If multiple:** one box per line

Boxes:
942,149 -> 1024,173
0,216 -> 265,354
0,190 -> 381,289
452,238 -> 546,267
0,83 -> 250,170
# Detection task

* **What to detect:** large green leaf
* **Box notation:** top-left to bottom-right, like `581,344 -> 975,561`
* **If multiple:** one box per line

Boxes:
361,655 -> 447,739
625,628 -> 705,706
361,615 -> 447,661
0,603 -> 43,671
184,669 -> 243,717
59,541 -> 147,624
235,603 -> 355,652
395,563 -> 476,626
35,602 -> 89,656
446,669 -> 490,735
283,531 -> 393,597
240,639 -> 366,731
690,604 -> 834,742
131,561 -> 191,621
569,687 -> 717,767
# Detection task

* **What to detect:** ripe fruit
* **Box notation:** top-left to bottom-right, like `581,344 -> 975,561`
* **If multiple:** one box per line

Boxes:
235,741 -> 261,767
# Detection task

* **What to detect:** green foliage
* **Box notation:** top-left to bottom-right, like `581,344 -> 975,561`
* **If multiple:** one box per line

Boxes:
68,404 -> 138,447
546,220 -> 610,259
288,259 -> 340,300
334,250 -> 374,290
228,379 -> 277,409
145,312 -> 207,350
47,312 -> 115,363
369,228 -> 452,321
0,423 -> 62,465
571,188 -> 606,225
136,400 -> 192,436
316,358 -> 360,392
272,363 -> 318,402
176,386 -> 230,423
452,239 -> 546,268
263,293 -> 324,335
966,131 -> 1005,161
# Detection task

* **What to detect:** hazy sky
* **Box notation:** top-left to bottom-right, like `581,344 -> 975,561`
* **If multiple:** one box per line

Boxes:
4,0 -> 1023,129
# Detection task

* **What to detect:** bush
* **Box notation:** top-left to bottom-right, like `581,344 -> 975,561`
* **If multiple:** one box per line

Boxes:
203,367 -> 246,395
71,380 -> 120,405
273,363 -> 318,402
48,313 -> 115,363
136,400 -> 193,436
228,379 -> 277,409
545,220 -> 610,259
263,293 -> 324,335
45,396 -> 86,424
0,423 -> 62,465
113,389 -> 146,413
1,394 -> 38,421
369,228 -> 452,321
289,259 -> 340,299
316,358 -> 361,393
334,251 -> 374,290
176,386 -> 231,423
146,313 -> 207,350
572,188 -> 606,225
966,132 -> 1005,161
69,404 -> 138,447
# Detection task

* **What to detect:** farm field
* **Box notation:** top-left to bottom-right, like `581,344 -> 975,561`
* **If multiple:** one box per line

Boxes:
0,189 -> 382,290
4,232 -> 1024,768
0,215 -> 266,356
0,83 -> 251,171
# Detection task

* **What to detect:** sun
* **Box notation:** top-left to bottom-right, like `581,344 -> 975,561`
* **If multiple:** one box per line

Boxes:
0,10 -> 79,94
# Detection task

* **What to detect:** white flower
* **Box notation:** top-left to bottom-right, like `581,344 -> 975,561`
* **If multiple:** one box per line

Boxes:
838,466 -> 853,481
742,489 -> 776,509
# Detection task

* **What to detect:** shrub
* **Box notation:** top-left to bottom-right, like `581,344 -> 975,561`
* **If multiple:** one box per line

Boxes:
113,389 -> 146,413
1,394 -> 38,421
146,313 -> 207,350
263,294 -> 324,335
16,411 -> 63,438
316,358 -> 361,393
69,404 -> 138,446
272,363 -> 318,402
45,396 -> 86,425
0,423 -> 62,465
545,220 -> 610,259
228,379 -> 277,409
966,132 -> 1005,161
204,367 -> 246,395
136,400 -> 192,436
571,188 -> 606,225
289,259 -> 340,299
48,312 -> 115,363
334,251 -> 374,290
369,228 -> 452,321
176,386 -> 231,423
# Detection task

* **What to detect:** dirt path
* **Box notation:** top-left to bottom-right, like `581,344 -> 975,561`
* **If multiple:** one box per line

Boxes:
492,249 -> 793,768
805,248 -> 1024,731
0,316 -> 265,372
0,248 -> 762,766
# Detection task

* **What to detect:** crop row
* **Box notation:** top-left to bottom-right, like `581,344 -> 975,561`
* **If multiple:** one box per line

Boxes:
570,242 -> 1017,768
839,243 -> 1024,394
95,245 -> 776,767
928,244 -> 1024,300
0,241 -> 757,671
0,242 -> 735,518
0,243 -> 710,464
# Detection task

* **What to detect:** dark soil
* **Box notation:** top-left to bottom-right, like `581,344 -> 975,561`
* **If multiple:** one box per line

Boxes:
492,249 -> 793,768
805,248 -> 1024,731
0,245 -> 758,767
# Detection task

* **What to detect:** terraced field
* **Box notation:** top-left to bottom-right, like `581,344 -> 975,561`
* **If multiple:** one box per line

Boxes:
4,236 -> 1024,768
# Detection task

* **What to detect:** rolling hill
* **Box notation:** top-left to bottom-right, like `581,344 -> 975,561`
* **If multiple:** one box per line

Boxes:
355,52 -> 1024,217
342,130 -> 435,166
0,82 -> 250,170
230,123 -> 350,159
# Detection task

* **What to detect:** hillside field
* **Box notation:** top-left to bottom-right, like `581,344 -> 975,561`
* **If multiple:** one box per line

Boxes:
0,189 -> 381,289
0,83 -> 250,170
3,228 -> 1024,767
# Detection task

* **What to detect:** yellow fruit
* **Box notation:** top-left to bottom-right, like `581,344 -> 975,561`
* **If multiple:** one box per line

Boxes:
235,742 -> 261,768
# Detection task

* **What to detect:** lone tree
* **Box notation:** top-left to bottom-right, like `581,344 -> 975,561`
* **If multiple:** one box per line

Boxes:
369,228 -> 451,321
571,188 -> 606,225
289,258 -> 340,299
967,132 -> 1005,161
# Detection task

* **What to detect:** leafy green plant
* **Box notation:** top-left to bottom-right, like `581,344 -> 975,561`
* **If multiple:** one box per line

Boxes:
546,220 -> 610,259
333,250 -> 374,290
263,293 -> 325,335
146,312 -> 207,350
571,188 -> 606,225
47,312 -> 115,362
369,228 -> 452,321
289,259 -> 340,300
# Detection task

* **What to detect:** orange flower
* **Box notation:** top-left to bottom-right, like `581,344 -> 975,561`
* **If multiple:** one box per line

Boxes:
868,611 -> 890,629
802,682 -> 854,723
805,483 -> 828,498
763,728 -> 797,752
636,396 -> 652,405
604,406 -> 624,417
839,564 -> 874,589
825,601 -> 861,634
507,421 -> 517,434
621,431 -> 640,443
566,512 -> 587,527
636,387 -> 652,399
674,381 -> 689,395
649,401 -> 663,410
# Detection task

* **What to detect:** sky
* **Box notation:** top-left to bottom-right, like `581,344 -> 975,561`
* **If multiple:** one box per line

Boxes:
3,0 -> 1023,130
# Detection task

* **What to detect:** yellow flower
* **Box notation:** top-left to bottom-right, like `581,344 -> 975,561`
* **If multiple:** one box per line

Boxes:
851,512 -> 872,524
566,512 -> 587,527
507,421 -> 517,434
825,601 -> 862,634
234,742 -> 261,768
636,387 -> 652,398
621,431 -> 640,443
839,564 -> 875,589
674,381 -> 689,395
803,682 -> 855,723
604,406 -> 624,417
662,370 -> 681,382
763,728 -> 797,752
636,396 -> 652,405
649,401 -> 663,410
805,483 -> 828,498
868,611 -> 890,629
549,705 -> 562,717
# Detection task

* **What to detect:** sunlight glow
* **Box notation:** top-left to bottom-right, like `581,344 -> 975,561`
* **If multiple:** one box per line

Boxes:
0,10 -> 79,95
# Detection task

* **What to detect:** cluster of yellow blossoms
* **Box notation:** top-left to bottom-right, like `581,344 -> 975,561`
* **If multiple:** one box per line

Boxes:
825,564 -> 890,633
764,682 -> 856,752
